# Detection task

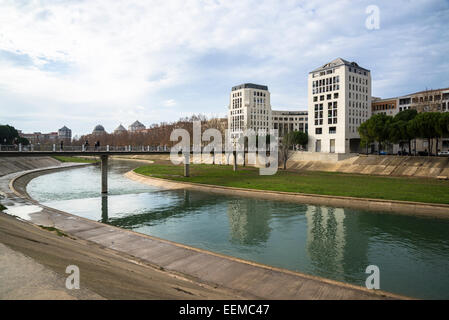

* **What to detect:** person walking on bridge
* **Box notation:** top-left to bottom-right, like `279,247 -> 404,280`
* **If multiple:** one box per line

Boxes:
60,140 -> 64,151
84,140 -> 89,151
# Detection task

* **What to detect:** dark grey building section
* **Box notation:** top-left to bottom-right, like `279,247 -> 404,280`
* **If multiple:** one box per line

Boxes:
232,83 -> 268,91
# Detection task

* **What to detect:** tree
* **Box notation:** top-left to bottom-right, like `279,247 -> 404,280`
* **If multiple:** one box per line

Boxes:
280,131 -> 305,170
365,114 -> 393,154
0,124 -> 20,145
408,112 -> 441,156
393,109 -> 417,154
293,131 -> 308,149
358,121 -> 375,154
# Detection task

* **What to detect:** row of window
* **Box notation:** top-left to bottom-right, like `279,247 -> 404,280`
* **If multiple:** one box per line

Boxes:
273,117 -> 307,121
348,67 -> 368,76
313,92 -> 339,102
312,76 -> 340,88
349,75 -> 368,85
312,84 -> 340,94
348,92 -> 369,101
253,98 -> 266,104
315,127 -> 336,134
349,83 -> 368,94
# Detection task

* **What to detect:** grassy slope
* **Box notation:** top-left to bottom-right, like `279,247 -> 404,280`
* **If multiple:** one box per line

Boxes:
134,164 -> 449,205
52,156 -> 98,163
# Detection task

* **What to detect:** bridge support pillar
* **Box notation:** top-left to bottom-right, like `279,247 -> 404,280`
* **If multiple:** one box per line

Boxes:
101,155 -> 108,194
184,153 -> 190,177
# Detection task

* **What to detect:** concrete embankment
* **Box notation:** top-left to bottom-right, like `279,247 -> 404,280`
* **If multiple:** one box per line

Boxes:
125,170 -> 449,219
288,153 -> 449,178
1,158 -> 407,299
109,152 -> 449,179
0,156 -> 61,177
0,157 -> 249,299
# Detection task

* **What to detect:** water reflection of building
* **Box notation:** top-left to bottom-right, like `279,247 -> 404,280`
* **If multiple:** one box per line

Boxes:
306,206 -> 345,274
305,205 -> 369,278
227,199 -> 272,245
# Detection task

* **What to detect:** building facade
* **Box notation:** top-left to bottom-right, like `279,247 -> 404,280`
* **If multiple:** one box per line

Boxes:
308,58 -> 372,154
228,83 -> 272,139
272,110 -> 308,136
19,132 -> 58,144
58,126 -> 72,141
371,87 -> 449,154
372,87 -> 449,116
128,120 -> 146,132
114,124 -> 127,134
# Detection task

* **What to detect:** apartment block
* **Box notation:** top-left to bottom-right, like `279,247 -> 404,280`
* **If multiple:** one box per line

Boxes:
228,83 -> 272,140
308,58 -> 372,153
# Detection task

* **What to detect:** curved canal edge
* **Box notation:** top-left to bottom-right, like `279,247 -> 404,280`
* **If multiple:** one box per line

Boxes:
125,170 -> 449,219
6,164 -> 412,300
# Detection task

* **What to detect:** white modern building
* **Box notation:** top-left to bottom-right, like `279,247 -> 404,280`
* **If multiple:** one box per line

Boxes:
228,83 -> 308,142
228,83 -> 272,139
308,58 -> 372,153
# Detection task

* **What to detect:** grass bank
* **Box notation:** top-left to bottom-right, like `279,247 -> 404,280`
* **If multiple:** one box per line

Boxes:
134,164 -> 449,205
52,156 -> 98,163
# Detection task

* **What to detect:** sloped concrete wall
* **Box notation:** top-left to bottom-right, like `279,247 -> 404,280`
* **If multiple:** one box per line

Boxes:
286,153 -> 449,178
0,156 -> 61,177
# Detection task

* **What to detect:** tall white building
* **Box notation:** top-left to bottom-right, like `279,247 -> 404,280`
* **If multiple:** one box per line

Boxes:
228,83 -> 272,139
308,58 -> 371,153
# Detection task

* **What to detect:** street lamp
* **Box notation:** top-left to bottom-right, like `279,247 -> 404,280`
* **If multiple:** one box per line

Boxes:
232,137 -> 237,172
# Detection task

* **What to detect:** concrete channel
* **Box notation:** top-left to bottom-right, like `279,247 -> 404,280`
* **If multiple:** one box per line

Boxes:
0,157 -> 410,300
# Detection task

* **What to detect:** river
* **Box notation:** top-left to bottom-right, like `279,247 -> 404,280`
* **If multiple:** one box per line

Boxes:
26,160 -> 449,299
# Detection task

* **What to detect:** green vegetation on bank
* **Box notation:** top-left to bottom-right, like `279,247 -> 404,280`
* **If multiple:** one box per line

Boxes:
39,225 -> 70,237
359,109 -> 449,155
53,156 -> 98,163
134,163 -> 449,205
0,204 -> 6,211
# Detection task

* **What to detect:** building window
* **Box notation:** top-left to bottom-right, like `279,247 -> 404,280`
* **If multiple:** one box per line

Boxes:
315,128 -> 322,135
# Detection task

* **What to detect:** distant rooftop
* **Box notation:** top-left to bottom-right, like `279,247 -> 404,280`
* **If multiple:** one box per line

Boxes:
232,83 -> 268,91
310,58 -> 370,73
272,110 -> 308,115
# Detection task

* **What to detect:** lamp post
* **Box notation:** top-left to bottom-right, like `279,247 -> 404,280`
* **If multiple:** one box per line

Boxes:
233,137 -> 237,172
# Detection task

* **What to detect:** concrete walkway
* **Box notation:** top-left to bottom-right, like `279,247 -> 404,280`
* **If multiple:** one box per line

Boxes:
1,162 -> 408,300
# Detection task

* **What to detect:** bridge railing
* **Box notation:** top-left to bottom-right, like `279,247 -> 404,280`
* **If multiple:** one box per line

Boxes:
0,143 -> 172,152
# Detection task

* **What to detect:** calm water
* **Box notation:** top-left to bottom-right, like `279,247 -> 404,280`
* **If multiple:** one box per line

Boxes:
27,160 -> 449,299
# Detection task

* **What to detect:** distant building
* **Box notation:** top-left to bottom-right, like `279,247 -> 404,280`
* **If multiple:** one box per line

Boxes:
58,126 -> 72,141
128,120 -> 146,132
114,124 -> 127,134
19,132 -> 58,144
272,110 -> 308,136
372,87 -> 449,116
92,124 -> 106,135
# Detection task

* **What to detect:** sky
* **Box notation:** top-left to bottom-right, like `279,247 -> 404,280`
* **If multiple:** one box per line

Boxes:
0,0 -> 448,137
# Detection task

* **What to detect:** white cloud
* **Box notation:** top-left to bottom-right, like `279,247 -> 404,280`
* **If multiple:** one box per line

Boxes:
163,99 -> 176,107
0,0 -> 448,135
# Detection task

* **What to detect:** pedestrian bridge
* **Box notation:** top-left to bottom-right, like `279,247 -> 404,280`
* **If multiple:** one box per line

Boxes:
0,145 -> 264,193
0,146 -> 172,194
